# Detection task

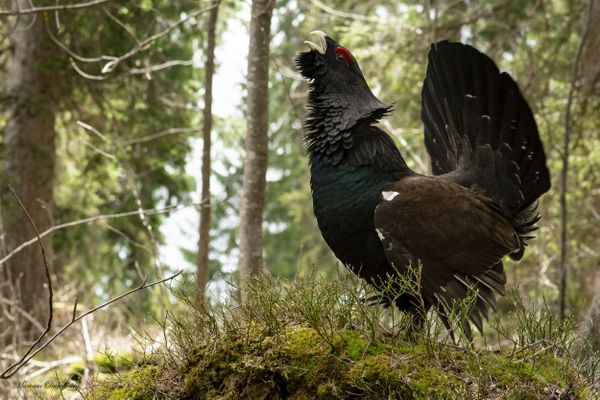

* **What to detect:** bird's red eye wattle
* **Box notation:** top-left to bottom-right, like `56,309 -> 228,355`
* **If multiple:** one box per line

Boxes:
335,47 -> 350,67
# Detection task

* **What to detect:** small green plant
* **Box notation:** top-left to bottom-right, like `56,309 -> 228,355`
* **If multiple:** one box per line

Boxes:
488,290 -> 578,358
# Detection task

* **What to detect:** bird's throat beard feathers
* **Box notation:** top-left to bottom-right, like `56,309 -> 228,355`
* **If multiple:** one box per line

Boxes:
302,78 -> 394,164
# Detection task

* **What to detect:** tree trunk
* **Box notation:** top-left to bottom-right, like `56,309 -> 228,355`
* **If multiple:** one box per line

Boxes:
580,0 -> 600,88
573,0 -> 600,354
558,0 -> 594,320
1,1 -> 58,341
237,0 -> 274,290
196,0 -> 220,307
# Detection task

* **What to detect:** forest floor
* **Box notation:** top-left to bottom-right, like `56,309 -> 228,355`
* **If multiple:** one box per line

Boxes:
10,271 -> 600,399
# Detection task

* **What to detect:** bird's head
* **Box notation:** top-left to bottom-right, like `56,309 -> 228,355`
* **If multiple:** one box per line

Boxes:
295,32 -> 393,158
296,31 -> 366,84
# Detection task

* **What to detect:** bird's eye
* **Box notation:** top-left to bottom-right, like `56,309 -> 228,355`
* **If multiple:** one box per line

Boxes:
335,47 -> 350,67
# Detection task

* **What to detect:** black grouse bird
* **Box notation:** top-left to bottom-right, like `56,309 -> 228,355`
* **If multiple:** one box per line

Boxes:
296,31 -> 551,335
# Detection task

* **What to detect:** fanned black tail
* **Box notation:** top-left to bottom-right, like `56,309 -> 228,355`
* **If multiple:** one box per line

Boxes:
421,40 -> 550,256
420,40 -> 550,333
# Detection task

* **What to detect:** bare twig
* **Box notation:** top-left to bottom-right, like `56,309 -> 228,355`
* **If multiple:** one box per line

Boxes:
71,295 -> 79,322
0,270 -> 182,378
122,126 -> 200,145
123,165 -> 166,284
310,0 -> 377,22
0,298 -> 45,333
0,201 -> 208,268
309,0 -> 423,35
21,355 -> 81,382
69,58 -> 108,80
3,187 -> 54,378
126,59 -> 194,76
99,4 -> 217,74
105,224 -> 152,254
158,96 -> 203,112
102,6 -> 140,45
0,2 -> 22,48
42,3 -> 216,80
0,0 -> 114,16
46,22 -> 113,64
76,120 -> 109,142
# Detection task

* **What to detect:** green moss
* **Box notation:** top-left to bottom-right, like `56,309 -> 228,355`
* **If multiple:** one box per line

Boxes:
343,330 -> 390,360
59,360 -> 85,383
285,325 -> 323,355
348,354 -> 411,396
88,365 -> 159,400
89,325 -> 596,399
94,352 -> 135,373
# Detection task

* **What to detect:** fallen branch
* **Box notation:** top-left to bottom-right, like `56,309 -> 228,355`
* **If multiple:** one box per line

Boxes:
0,270 -> 182,379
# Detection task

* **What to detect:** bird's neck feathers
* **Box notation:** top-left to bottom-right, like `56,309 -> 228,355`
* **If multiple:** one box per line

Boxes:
303,81 -> 394,163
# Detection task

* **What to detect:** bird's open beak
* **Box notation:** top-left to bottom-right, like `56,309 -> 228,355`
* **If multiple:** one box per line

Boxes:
303,31 -> 327,55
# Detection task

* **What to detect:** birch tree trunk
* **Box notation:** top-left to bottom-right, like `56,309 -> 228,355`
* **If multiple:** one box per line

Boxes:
238,0 -> 274,289
196,0 -> 220,306
1,1 -> 58,341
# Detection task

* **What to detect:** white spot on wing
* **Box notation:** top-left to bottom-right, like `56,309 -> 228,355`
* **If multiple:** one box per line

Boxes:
375,228 -> 385,241
382,191 -> 399,201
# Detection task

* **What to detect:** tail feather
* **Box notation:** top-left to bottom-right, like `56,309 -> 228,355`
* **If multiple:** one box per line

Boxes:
435,276 -> 490,337
422,40 -> 550,258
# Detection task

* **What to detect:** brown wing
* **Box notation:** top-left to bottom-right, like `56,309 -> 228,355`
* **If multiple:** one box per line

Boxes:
373,176 -> 517,333
374,176 -> 518,277
375,176 -> 519,313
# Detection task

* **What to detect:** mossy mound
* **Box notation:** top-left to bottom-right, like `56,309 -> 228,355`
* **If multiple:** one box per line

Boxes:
90,324 -> 592,399
86,274 -> 599,399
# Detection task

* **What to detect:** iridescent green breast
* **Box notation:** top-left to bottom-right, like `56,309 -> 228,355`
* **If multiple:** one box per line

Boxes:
309,156 -> 397,276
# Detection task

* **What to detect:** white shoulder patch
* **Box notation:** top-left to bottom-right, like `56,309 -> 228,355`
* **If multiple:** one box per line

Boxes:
381,191 -> 399,201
